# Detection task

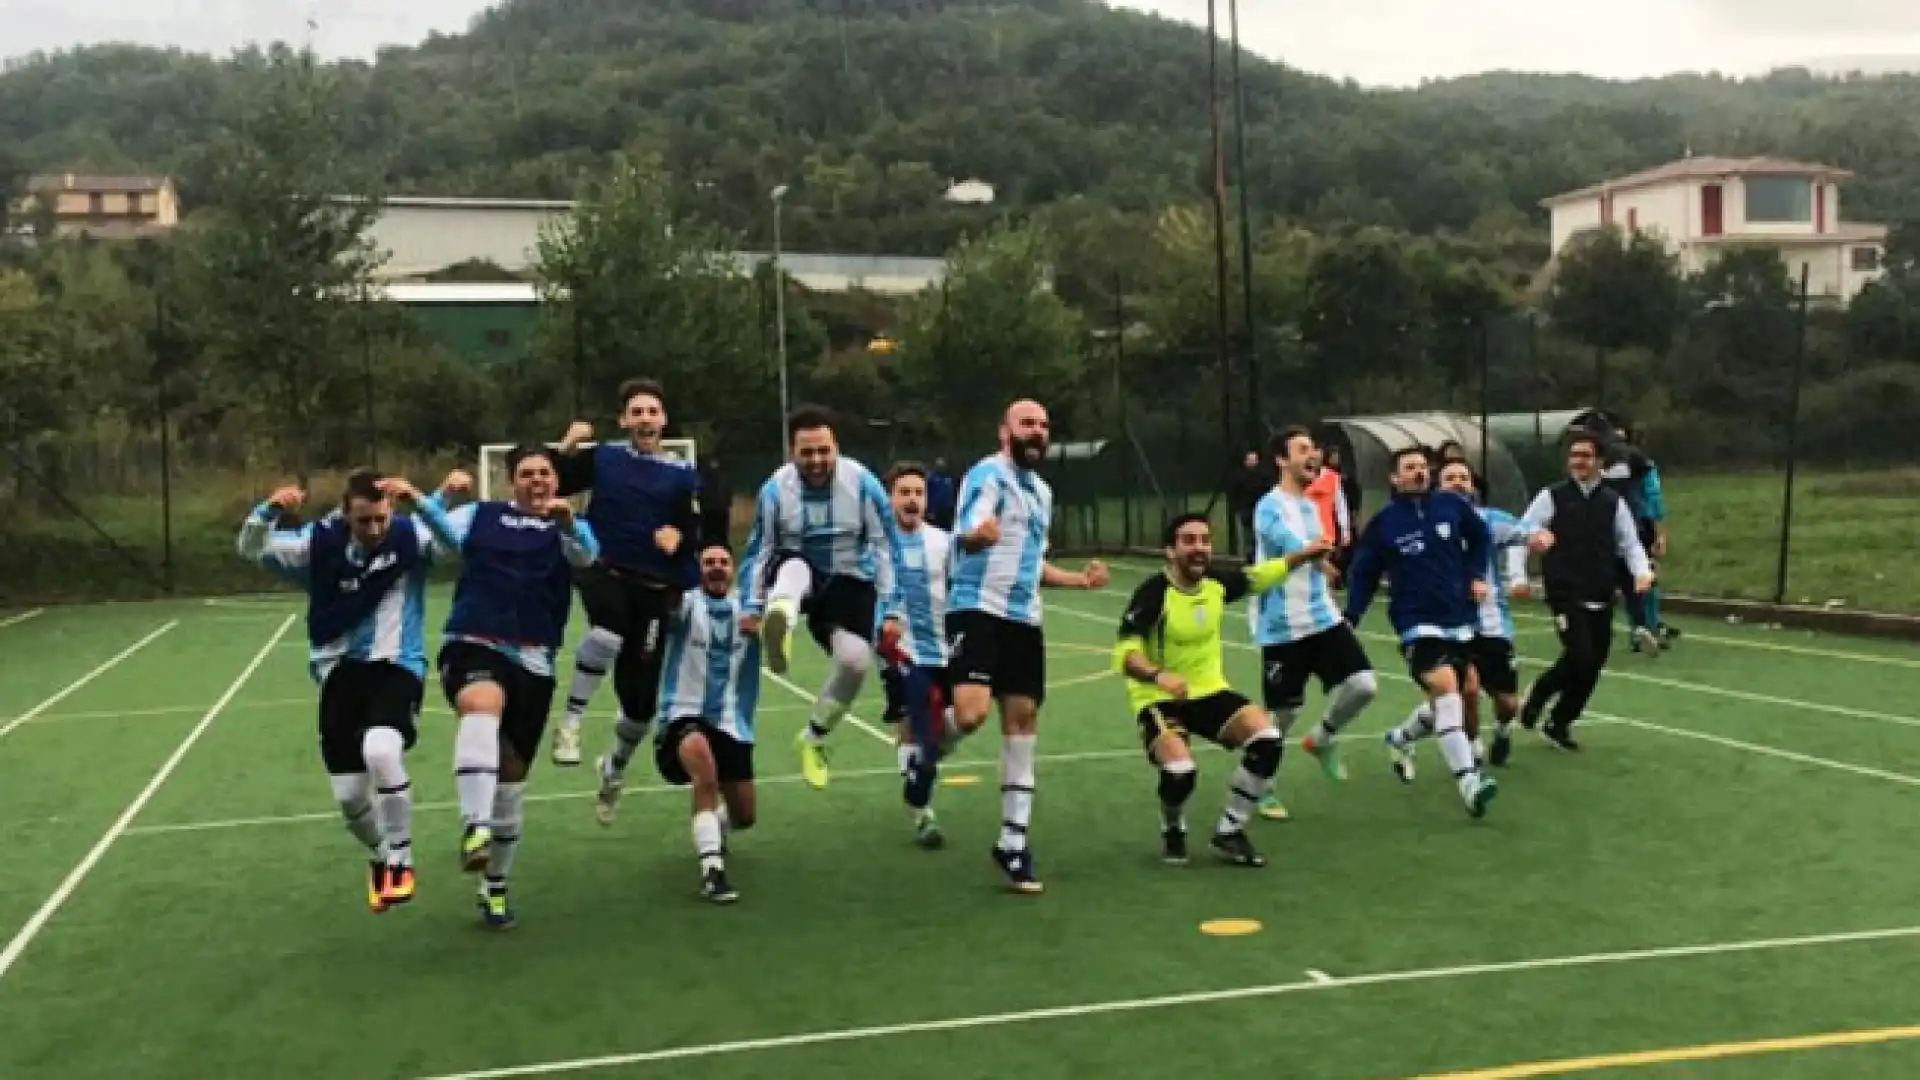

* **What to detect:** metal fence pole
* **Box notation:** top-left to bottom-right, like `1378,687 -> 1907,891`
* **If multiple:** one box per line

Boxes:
1772,264 -> 1812,606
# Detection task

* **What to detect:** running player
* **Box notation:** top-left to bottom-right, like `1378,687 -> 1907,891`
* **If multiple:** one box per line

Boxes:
549,378 -> 701,766
876,462 -> 952,849
1383,460 -> 1548,777
1249,426 -> 1378,820
406,447 -> 600,929
1115,514 -> 1291,868
946,399 -> 1109,894
597,544 -> 760,903
236,469 -> 439,914
1345,448 -> 1499,818
738,406 -> 903,790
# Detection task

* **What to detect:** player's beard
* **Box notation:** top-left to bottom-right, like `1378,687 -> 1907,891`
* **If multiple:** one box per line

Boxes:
1180,552 -> 1209,581
702,571 -> 730,597
1010,434 -> 1047,467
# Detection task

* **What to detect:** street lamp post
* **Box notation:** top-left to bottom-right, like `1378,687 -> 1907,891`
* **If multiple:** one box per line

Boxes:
771,184 -> 791,452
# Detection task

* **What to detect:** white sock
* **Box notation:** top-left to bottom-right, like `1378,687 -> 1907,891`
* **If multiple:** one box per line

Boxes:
769,559 -> 814,610
998,734 -> 1037,852
361,727 -> 413,868
806,700 -> 847,743
454,712 -> 501,827
693,809 -> 725,872
564,627 -> 623,728
897,742 -> 916,777
1430,693 -> 1482,800
486,782 -> 525,887
1394,705 -> 1435,745
1313,671 -> 1378,744
607,710 -> 649,777
329,773 -> 382,854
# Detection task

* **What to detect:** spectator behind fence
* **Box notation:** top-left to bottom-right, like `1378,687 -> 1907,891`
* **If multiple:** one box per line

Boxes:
1229,449 -> 1272,557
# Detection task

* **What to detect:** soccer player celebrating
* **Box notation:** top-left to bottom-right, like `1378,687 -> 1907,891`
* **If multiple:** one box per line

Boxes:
1383,460 -> 1549,776
236,469 -> 440,913
1115,514 -> 1292,868
1249,426 -> 1378,819
1598,422 -> 1663,656
738,406 -> 903,790
876,462 -> 952,848
1345,448 -> 1500,818
946,399 -> 1109,894
406,447 -> 600,929
549,378 -> 701,767
596,545 -> 760,903
1518,432 -> 1655,750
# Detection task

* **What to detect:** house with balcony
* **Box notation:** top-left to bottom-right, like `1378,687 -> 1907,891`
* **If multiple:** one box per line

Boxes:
1540,156 -> 1887,302
19,173 -> 180,239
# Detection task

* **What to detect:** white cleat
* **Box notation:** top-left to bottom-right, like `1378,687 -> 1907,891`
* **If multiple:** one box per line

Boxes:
551,723 -> 583,767
593,756 -> 623,826
1384,730 -> 1416,784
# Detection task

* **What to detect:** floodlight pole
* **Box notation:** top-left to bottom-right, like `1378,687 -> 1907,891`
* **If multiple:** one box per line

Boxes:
772,184 -> 791,454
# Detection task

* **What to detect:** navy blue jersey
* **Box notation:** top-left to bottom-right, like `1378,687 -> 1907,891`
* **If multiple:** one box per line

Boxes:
558,443 -> 701,587
1344,490 -> 1490,644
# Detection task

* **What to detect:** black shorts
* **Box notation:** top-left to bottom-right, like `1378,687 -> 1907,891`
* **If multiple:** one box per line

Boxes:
436,641 -> 559,767
768,553 -> 879,649
1260,624 -> 1371,712
882,664 -> 952,724
1469,636 -> 1519,696
946,610 -> 1047,706
1136,690 -> 1254,760
655,717 -> 756,786
575,562 -> 679,653
318,660 -> 423,774
1403,637 -> 1472,686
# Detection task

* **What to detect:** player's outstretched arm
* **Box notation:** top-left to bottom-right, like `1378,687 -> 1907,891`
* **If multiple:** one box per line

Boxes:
1342,517 -> 1388,627
235,485 -> 312,583
408,474 -> 477,560
1042,560 -> 1107,589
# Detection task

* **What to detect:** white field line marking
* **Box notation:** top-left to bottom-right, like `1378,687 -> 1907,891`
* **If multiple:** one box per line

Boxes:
1305,969 -> 1335,984
1047,601 -> 1914,790
123,746 -> 1152,837
1086,577 -> 1920,731
10,699 -> 809,727
407,923 -> 1920,1079
1106,558 -> 1920,670
0,620 -> 180,740
0,613 -> 295,981
0,608 -> 45,629
761,652 -> 1116,747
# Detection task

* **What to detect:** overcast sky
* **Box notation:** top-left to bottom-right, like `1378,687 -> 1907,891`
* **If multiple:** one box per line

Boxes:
3,0 -> 1920,85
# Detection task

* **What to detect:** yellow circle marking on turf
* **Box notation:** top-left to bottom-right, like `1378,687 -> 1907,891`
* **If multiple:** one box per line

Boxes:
941,774 -> 982,787
1199,918 -> 1263,937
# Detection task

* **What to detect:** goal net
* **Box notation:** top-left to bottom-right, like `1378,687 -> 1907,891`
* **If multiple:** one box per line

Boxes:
477,438 -> 699,505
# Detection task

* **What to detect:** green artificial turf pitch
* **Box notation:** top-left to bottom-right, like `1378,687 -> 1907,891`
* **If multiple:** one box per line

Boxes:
4,560 -> 1920,1080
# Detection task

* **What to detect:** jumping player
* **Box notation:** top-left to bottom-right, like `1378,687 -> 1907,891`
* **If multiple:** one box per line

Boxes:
737,406 -> 903,790
236,469 -> 439,914
549,378 -> 701,766
876,462 -> 952,849
407,447 -> 599,929
1345,448 -> 1499,818
1115,514 -> 1291,868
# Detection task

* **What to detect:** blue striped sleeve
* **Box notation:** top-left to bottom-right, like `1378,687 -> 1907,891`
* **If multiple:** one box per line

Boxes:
412,494 -> 471,557
736,478 -> 783,614
955,466 -> 999,539
860,468 -> 904,620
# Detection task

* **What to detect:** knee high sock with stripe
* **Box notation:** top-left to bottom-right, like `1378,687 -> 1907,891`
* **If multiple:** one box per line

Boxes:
361,726 -> 412,868
602,711 -> 651,782
330,773 -> 383,856
562,627 -> 623,731
483,782 -> 525,896
1157,758 -> 1197,831
1217,729 -> 1281,834
454,712 -> 501,828
1430,693 -> 1482,801
998,734 -> 1037,853
1309,671 -> 1378,745
805,630 -> 870,744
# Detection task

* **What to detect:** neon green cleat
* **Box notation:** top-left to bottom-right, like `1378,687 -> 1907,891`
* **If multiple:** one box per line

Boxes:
459,823 -> 492,873
762,598 -> 796,676
1256,791 -> 1290,821
1301,732 -> 1347,781
795,730 -> 831,790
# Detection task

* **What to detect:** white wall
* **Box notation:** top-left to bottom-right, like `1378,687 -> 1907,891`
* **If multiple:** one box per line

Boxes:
1549,196 -> 1602,252
1613,182 -> 1691,246
367,203 -> 569,279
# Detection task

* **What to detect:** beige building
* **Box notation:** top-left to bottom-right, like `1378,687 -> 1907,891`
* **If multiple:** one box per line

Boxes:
19,173 -> 180,239
1541,156 -> 1888,303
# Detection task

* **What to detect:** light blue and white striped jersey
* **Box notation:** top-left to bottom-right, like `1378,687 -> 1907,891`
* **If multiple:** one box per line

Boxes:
236,506 -> 434,683
657,592 -> 762,743
737,460 -> 901,618
1249,489 -> 1341,645
414,497 -> 600,678
893,524 -> 952,667
948,454 -> 1052,627
1473,507 -> 1535,641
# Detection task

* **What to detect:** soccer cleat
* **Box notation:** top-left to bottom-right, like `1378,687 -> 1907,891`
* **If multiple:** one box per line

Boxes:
1301,732 -> 1347,781
992,845 -> 1044,895
913,810 -> 945,850
1210,829 -> 1266,867
1630,627 -> 1661,657
551,723 -> 583,766
380,863 -> 417,907
477,884 -> 516,929
1518,690 -> 1543,731
1489,729 -> 1513,767
366,861 -> 391,914
1256,791 -> 1291,821
1465,775 -> 1499,819
701,865 -> 739,904
1542,722 -> 1580,752
761,598 -> 795,675
593,756 -> 623,826
794,730 -> 831,790
1384,729 -> 1417,783
1161,826 -> 1189,866
459,823 -> 493,873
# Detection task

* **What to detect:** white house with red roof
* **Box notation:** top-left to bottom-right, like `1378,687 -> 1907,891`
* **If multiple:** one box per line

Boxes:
1540,155 -> 1888,302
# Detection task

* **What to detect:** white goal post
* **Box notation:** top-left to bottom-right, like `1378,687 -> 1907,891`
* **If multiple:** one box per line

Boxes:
477,438 -> 699,504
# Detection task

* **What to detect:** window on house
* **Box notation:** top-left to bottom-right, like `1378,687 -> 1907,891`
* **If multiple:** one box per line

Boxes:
1744,177 -> 1813,223
128,192 -> 144,215
87,192 -> 104,215
1852,247 -> 1881,272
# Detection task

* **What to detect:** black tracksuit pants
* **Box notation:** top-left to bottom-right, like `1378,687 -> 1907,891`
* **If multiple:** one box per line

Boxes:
1524,598 -> 1614,728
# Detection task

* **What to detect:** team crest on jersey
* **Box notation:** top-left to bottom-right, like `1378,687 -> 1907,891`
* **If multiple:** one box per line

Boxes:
1192,604 -> 1208,627
1437,522 -> 1452,539
803,503 -> 829,528
903,548 -> 926,570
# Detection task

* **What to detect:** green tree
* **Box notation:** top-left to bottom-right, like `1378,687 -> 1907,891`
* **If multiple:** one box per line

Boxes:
1299,228 -> 1426,412
895,223 -> 1085,441
1545,225 -> 1683,404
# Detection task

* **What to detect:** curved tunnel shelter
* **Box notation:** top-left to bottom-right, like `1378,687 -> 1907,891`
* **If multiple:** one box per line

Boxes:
1319,411 -> 1530,515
